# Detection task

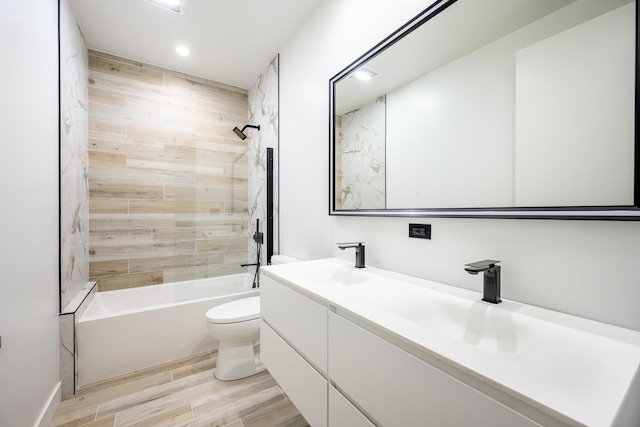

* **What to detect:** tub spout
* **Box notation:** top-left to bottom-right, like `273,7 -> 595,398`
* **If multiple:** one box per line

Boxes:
465,259 -> 501,304
337,242 -> 365,268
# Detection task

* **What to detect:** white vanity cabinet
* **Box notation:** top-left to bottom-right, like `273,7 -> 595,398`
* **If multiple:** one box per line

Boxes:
261,273 -> 540,427
260,275 -> 328,426
328,312 -> 540,427
261,259 -> 640,427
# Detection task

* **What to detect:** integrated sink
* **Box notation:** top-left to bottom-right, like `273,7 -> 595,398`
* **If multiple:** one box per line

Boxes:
344,280 -> 537,356
268,258 -> 374,288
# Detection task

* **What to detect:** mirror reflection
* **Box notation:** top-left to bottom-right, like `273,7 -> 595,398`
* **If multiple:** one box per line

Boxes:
332,0 -> 636,213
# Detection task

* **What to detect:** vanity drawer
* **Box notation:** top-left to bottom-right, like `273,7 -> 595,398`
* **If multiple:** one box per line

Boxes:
261,321 -> 327,427
329,385 -> 375,427
261,275 -> 328,374
328,312 -> 540,427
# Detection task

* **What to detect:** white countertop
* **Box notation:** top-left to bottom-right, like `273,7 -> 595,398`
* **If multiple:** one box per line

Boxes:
262,258 -> 640,427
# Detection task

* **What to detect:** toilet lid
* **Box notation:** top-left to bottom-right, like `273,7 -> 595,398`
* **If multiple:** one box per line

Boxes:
205,296 -> 260,324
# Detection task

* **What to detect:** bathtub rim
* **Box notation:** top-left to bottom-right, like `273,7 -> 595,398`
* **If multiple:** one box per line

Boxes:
78,273 -> 258,322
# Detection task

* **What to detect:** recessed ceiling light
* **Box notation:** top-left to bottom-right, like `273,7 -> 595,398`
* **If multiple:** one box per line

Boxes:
349,67 -> 379,83
147,0 -> 183,14
176,45 -> 190,56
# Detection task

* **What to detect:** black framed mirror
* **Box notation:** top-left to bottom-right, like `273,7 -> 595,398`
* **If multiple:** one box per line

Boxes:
329,0 -> 640,220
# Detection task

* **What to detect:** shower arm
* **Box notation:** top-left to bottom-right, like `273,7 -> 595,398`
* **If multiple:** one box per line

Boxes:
232,124 -> 261,140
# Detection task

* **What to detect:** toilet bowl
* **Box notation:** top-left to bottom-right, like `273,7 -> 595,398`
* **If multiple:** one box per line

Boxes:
206,255 -> 301,381
206,296 -> 263,381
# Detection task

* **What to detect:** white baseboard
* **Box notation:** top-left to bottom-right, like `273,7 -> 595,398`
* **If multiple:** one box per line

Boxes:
35,382 -> 61,427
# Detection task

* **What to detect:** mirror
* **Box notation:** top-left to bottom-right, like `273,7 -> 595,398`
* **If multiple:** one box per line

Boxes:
330,0 -> 640,219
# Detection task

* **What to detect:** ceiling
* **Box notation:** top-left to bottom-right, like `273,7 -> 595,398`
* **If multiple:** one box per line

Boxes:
69,0 -> 323,89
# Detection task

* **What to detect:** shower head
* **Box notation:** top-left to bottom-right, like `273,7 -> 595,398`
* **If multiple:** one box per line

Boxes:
232,124 -> 261,140
233,127 -> 247,140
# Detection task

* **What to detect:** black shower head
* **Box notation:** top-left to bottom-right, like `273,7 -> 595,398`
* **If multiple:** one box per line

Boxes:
233,127 -> 247,140
232,124 -> 261,140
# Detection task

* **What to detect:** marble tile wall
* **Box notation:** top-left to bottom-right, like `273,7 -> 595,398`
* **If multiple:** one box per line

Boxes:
60,0 -> 89,310
59,282 -> 97,398
88,51 -> 250,291
59,0 -> 90,398
248,56 -> 279,266
59,313 -> 74,398
338,96 -> 386,210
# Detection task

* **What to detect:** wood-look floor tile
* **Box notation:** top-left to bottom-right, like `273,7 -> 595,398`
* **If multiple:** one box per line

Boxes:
180,386 -> 298,427
171,356 -> 217,381
50,405 -> 100,427
229,386 -> 288,421
53,352 -> 214,426
78,351 -> 213,397
52,371 -> 172,425
50,350 -> 307,427
117,403 -> 193,427
185,385 -> 285,427
173,415 -> 232,427
190,371 -> 276,417
79,414 -> 115,427
96,370 -> 216,420
241,395 -> 310,427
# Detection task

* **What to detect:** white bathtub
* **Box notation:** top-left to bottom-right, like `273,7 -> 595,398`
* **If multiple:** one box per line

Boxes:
76,273 -> 259,387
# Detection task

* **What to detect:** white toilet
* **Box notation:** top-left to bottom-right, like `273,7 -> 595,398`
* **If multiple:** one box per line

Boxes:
205,255 -> 300,381
206,296 -> 263,381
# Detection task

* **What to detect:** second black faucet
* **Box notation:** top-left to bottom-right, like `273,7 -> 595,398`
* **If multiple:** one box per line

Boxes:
337,242 -> 366,268
464,259 -> 501,304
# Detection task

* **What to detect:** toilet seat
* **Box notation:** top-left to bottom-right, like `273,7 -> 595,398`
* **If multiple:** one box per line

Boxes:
206,296 -> 260,324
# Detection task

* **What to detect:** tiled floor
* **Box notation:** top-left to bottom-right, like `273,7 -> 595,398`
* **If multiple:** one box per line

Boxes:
50,350 -> 309,427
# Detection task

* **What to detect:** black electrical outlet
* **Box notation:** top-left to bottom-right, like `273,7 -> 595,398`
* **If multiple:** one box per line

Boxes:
409,223 -> 431,239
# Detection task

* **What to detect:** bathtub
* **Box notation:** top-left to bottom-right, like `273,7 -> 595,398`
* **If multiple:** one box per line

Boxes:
76,273 -> 259,387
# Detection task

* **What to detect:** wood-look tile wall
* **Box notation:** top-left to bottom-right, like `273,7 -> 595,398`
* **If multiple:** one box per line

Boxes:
88,51 -> 250,291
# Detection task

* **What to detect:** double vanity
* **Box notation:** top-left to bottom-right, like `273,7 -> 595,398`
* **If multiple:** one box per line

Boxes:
260,258 -> 640,426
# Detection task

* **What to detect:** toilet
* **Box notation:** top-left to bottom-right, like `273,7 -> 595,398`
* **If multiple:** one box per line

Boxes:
206,296 -> 263,381
205,254 -> 300,381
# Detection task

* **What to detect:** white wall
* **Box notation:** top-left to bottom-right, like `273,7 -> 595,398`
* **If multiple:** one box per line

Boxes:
0,1 -> 61,426
280,0 -> 437,260
278,0 -> 640,332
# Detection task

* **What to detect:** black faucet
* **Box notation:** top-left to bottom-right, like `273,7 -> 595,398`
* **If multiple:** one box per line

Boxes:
464,259 -> 501,304
337,242 -> 365,268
